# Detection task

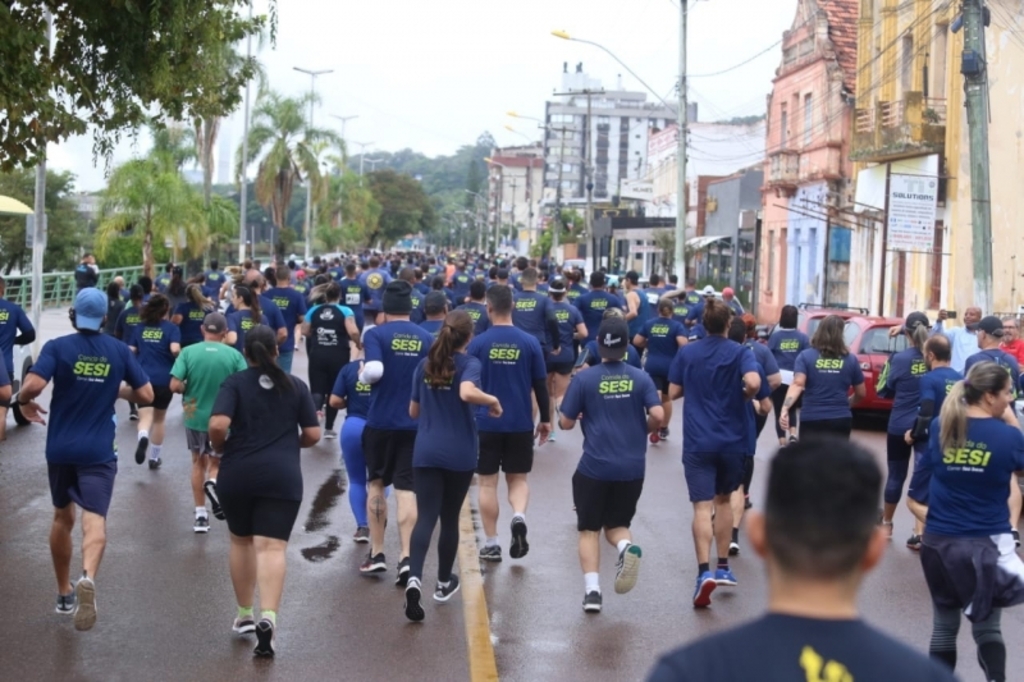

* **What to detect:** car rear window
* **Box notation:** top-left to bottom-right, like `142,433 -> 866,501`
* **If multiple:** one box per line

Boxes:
857,326 -> 910,354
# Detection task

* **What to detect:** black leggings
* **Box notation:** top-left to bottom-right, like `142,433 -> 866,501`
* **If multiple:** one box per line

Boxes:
311,393 -> 339,430
770,384 -> 799,438
930,604 -> 1004,680
800,417 -> 852,440
741,455 -> 755,494
409,467 -> 474,583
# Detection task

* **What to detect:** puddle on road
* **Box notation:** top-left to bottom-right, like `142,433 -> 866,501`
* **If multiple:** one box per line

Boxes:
302,469 -> 346,533
301,535 -> 341,562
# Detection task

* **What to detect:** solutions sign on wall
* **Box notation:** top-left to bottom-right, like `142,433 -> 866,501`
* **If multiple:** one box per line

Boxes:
887,174 -> 938,251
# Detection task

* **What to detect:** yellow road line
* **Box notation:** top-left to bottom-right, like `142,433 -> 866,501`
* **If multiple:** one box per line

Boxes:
458,496 -> 499,682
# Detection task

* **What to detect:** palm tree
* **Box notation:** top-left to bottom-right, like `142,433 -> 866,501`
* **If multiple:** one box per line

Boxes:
94,157 -> 208,278
237,89 -> 339,252
149,122 -> 198,173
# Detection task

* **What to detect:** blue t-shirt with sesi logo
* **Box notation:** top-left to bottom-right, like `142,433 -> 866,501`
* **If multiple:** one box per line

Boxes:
638,317 -> 687,377
964,348 -> 1021,399
331,360 -> 372,420
669,335 -> 760,455
560,361 -> 660,480
129,320 -> 180,387
468,325 -> 546,433
925,416 -> 1024,537
227,310 -> 272,353
363,321 -> 434,431
919,366 -> 962,416
32,332 -> 149,464
877,347 -> 928,434
0,299 -> 33,375
513,290 -> 557,351
338,278 -> 371,329
358,268 -> 393,313
266,287 -> 308,353
450,272 -> 473,303
457,301 -> 491,336
793,349 -> 865,422
767,328 -> 810,372
574,290 -> 623,343
174,301 -> 213,346
550,300 -> 584,365
411,353 -> 482,471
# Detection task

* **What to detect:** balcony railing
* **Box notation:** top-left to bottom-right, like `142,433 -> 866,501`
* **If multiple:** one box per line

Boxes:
852,92 -> 946,161
766,150 -> 800,192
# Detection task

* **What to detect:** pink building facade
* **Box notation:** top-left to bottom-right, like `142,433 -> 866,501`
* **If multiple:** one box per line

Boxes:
758,0 -> 857,323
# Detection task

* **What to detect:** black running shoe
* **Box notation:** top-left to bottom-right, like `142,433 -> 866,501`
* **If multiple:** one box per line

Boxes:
404,580 -> 425,622
1014,529 -> 1020,548
148,457 -> 162,470
204,480 -> 224,520
360,552 -> 387,574
55,592 -> 75,615
253,618 -> 275,657
744,496 -> 752,510
510,517 -> 529,559
479,545 -> 502,562
582,590 -> 602,613
658,427 -> 669,440
906,534 -> 922,551
395,557 -> 411,587
433,575 -> 461,602
135,436 -> 149,465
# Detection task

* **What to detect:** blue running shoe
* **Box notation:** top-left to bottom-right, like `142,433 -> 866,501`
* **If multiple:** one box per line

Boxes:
715,567 -> 738,586
692,571 -> 717,608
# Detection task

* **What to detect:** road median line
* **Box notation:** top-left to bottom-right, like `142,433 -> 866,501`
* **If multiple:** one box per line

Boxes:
458,495 -> 499,682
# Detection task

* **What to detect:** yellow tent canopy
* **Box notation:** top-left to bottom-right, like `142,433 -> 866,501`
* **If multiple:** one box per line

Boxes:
0,195 -> 33,216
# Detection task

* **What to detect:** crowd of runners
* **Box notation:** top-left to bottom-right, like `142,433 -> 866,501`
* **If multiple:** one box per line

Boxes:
10,249 -> 1024,680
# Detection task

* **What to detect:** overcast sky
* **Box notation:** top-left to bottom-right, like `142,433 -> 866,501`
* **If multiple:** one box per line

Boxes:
48,0 -> 797,191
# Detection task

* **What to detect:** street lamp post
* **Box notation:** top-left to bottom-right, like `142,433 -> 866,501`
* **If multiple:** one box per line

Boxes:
330,114 -> 358,235
485,157 -> 509,256
294,66 -> 333,263
237,1 -> 254,266
351,141 -> 375,181
551,27 -> 686,281
465,190 -> 485,253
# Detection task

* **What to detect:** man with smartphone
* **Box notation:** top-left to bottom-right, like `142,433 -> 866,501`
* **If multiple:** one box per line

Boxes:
931,306 -> 981,373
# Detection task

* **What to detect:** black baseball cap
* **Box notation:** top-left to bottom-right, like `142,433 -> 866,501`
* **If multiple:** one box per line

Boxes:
978,315 -> 1005,338
597,317 -> 629,360
904,311 -> 929,333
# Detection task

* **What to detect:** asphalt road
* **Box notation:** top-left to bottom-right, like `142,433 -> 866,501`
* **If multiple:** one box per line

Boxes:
0,310 -> 1020,681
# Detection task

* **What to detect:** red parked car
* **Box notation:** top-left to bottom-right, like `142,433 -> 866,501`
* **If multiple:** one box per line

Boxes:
797,303 -> 867,337
842,315 -> 909,412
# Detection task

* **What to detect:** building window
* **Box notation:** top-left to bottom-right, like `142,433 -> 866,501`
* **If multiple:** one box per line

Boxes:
901,34 -> 914,94
767,230 -> 775,287
780,103 -> 788,148
932,24 -> 948,99
803,94 -> 813,146
929,223 -> 944,309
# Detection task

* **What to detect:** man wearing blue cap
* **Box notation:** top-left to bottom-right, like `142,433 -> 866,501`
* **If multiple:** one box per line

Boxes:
17,288 -> 153,632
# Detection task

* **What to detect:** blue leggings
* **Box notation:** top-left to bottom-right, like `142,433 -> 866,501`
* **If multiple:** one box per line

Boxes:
885,433 -> 923,505
341,417 -> 369,527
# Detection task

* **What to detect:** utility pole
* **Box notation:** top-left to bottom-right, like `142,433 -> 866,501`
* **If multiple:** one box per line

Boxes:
31,8 -> 53,346
961,0 -> 992,311
294,66 -> 333,264
675,0 -> 688,283
237,1 -> 253,265
554,89 -> 602,271
550,124 -> 571,262
509,176 -> 518,251
330,114 -> 358,236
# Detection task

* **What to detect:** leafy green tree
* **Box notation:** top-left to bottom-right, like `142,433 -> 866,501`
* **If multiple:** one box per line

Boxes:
1,1 -> 269,171
0,168 -> 85,273
93,157 -> 208,278
366,169 -> 436,247
238,89 -> 338,249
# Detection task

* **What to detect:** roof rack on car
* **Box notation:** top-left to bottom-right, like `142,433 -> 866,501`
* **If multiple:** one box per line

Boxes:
797,302 -> 869,314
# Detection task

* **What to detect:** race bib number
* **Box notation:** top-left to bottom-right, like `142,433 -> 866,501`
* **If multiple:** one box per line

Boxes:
345,293 -> 361,305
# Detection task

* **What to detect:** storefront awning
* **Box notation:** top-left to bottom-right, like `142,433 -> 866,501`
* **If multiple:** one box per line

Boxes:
686,235 -> 730,250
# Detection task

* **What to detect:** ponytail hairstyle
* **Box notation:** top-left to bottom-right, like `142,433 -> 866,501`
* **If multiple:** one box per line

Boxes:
324,281 -> 342,303
186,283 -> 214,312
939,362 -> 1010,454
235,285 -> 262,325
140,293 -> 171,325
658,299 -> 674,317
424,310 -> 474,388
244,324 -> 292,393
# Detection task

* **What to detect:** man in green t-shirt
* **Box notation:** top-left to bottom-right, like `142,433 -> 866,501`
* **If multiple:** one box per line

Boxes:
170,312 -> 247,533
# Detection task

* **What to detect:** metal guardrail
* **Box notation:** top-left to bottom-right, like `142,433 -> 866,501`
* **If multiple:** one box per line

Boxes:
2,266 -> 145,309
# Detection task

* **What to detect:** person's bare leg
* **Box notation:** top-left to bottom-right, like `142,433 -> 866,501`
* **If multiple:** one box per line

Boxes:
80,510 -> 107,579
692,500 -> 714,564
253,536 -> 288,613
136,406 -> 154,435
578,530 -> 600,573
506,473 -> 529,516
150,410 -> 167,446
729,488 -> 746,531
712,494 -> 734,562
190,452 -> 206,507
367,479 -> 388,555
229,533 -> 257,608
50,505 -> 76,594
1010,475 -> 1022,530
907,498 -> 928,526
604,526 -> 632,547
661,395 -> 673,430
478,473 -> 500,538
208,456 -> 220,481
395,489 -> 417,560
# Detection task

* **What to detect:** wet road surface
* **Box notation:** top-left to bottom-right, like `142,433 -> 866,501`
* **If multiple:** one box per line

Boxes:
0,311 -> 1020,681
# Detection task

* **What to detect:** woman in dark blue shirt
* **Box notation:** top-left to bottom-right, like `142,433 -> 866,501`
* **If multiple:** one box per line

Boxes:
876,311 -> 930,540
633,299 -> 687,442
920,361 -> 1024,682
128,294 -> 181,470
403,310 -> 500,622
779,315 -> 865,440
171,284 -> 216,348
767,305 -> 810,445
329,360 -> 374,543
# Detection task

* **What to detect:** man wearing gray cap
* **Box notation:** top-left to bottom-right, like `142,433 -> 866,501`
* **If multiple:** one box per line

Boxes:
171,312 -> 248,532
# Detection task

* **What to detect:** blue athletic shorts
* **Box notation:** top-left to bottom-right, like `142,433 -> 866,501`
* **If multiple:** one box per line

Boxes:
682,451 -> 745,502
907,446 -> 931,504
47,460 -> 118,517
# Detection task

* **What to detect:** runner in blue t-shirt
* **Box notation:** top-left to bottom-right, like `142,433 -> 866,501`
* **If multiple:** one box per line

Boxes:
449,263 -> 473,305
546,278 -> 586,441
358,281 -> 434,582
0,276 -> 36,437
920,361 -> 1024,680
876,312 -> 931,540
266,266 -> 309,374
128,294 -> 181,470
668,298 -> 761,608
17,288 -> 152,629
574,272 -> 622,343
339,262 -> 372,331
457,280 -> 492,336
560,316 -> 662,614
330,360 -> 374,543
358,256 -> 393,326
203,260 -> 226,300
634,300 -> 687,442
767,305 -> 810,445
780,315 -> 866,440
403,311 -> 500,622
512,268 -> 560,353
171,284 -> 216,347
468,285 -> 551,564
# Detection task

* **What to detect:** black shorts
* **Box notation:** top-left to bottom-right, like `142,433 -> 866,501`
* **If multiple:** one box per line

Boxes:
218,491 -> 301,541
141,385 -> 174,411
546,361 -> 574,376
478,431 -> 534,476
362,426 -> 416,491
572,471 -> 644,532
649,375 -> 669,394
